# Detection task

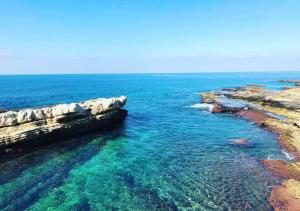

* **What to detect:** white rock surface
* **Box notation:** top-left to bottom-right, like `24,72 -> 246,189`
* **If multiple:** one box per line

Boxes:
0,96 -> 127,147
0,96 -> 126,128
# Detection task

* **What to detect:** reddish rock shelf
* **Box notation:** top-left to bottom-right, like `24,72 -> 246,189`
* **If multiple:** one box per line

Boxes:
201,81 -> 300,211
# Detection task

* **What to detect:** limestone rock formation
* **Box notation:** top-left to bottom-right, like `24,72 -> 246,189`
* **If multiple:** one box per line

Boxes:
200,81 -> 300,210
0,96 -> 127,148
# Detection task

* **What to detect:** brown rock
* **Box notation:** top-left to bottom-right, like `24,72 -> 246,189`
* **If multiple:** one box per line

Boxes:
262,160 -> 300,181
282,86 -> 292,90
278,131 -> 300,162
269,179 -> 300,211
211,103 -> 222,113
237,110 -> 269,125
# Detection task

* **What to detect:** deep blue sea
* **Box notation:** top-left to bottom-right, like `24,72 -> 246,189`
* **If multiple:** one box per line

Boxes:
0,72 -> 299,210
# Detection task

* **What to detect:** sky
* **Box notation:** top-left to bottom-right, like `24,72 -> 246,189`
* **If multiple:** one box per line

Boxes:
0,0 -> 300,74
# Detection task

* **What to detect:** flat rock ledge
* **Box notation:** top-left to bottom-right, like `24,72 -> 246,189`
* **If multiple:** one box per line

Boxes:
200,81 -> 300,211
0,96 -> 127,148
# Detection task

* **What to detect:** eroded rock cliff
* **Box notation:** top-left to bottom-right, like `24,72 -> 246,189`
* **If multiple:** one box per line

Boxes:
0,96 -> 127,148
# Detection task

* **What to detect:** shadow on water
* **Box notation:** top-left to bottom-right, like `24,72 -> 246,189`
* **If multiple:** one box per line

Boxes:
0,122 -> 127,210
0,118 -> 128,161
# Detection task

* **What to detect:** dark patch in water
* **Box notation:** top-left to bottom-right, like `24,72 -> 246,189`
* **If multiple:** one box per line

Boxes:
70,197 -> 90,211
116,171 -> 136,189
229,143 -> 257,148
0,126 -> 126,210
0,124 -> 126,185
52,190 -> 67,204
124,173 -> 135,188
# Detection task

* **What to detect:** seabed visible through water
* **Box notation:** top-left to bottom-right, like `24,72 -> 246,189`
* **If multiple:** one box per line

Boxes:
0,72 -> 299,210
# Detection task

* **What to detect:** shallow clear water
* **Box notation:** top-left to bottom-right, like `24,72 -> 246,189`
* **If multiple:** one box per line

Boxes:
0,72 -> 299,210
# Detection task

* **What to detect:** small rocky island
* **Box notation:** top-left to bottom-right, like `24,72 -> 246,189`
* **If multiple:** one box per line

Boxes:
200,81 -> 300,211
0,96 -> 127,149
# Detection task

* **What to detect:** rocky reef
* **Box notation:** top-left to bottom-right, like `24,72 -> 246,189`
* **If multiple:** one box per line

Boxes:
279,80 -> 300,87
200,81 -> 300,210
0,96 -> 127,149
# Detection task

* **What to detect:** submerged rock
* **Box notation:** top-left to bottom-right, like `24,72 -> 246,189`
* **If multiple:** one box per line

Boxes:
229,138 -> 256,148
0,96 -> 127,148
238,110 -> 269,125
230,138 -> 248,145
279,79 -> 300,86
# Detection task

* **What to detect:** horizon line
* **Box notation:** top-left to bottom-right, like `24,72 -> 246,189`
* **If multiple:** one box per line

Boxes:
1,70 -> 300,76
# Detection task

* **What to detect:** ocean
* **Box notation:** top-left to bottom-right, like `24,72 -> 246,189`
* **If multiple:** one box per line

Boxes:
0,72 -> 299,210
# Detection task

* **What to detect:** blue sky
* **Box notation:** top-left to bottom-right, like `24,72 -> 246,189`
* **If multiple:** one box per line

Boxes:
0,0 -> 300,74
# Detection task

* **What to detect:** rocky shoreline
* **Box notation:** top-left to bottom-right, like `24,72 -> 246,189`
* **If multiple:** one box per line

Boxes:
0,96 -> 127,149
200,81 -> 300,211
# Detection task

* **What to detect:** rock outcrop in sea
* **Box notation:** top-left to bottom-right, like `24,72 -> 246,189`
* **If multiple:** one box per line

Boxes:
200,81 -> 300,211
0,96 -> 127,148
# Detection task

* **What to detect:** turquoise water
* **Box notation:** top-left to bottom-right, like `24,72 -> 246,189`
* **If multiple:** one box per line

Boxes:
0,72 -> 299,210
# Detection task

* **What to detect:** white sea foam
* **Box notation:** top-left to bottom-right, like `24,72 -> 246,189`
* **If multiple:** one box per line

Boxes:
266,150 -> 294,161
282,150 -> 294,160
190,103 -> 214,112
